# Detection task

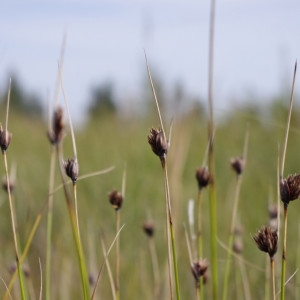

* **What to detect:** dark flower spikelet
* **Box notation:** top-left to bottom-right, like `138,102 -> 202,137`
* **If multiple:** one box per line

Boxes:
143,222 -> 154,237
109,190 -> 123,211
148,127 -> 168,167
230,156 -> 245,176
47,106 -> 64,145
253,226 -> 278,259
63,158 -> 79,184
0,125 -> 12,153
280,173 -> 300,205
195,166 -> 210,190
191,259 -> 209,286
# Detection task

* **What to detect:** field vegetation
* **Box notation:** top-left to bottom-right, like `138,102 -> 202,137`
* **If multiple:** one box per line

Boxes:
1,77 -> 300,299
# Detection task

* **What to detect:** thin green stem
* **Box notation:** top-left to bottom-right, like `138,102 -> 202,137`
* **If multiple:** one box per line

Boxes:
2,151 -> 26,300
4,207 -> 44,300
164,164 -> 181,300
207,0 -> 218,297
115,210 -> 120,300
280,203 -> 288,300
197,191 -> 204,300
45,146 -> 56,300
271,257 -> 276,300
222,174 -> 243,300
57,147 -> 90,300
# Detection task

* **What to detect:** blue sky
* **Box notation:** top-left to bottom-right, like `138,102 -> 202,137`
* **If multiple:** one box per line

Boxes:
0,1 -> 299,123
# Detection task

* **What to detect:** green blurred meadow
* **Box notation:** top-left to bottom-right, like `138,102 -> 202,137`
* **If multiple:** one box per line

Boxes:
1,93 -> 300,299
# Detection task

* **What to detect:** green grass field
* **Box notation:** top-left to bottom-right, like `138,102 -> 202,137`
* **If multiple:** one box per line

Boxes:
1,98 -> 300,299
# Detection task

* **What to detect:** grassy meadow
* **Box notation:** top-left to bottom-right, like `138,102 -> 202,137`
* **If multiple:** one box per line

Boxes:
1,96 -> 300,299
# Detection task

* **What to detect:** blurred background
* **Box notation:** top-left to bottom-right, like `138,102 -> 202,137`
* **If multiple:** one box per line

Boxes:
0,1 -> 299,124
1,1 -> 300,299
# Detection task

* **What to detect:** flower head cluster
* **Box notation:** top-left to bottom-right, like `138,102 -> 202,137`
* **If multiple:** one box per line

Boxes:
280,173 -> 300,205
230,156 -> 245,176
0,125 -> 12,153
108,189 -> 123,211
195,166 -> 210,190
143,222 -> 154,237
63,158 -> 79,184
47,106 -> 64,145
147,127 -> 168,167
253,226 -> 278,259
191,259 -> 209,286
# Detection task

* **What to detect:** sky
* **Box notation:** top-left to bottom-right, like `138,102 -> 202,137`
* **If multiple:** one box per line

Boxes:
0,1 -> 299,124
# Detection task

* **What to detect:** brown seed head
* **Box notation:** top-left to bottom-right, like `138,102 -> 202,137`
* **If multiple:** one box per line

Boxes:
195,166 -> 210,190
108,189 -> 123,211
147,127 -> 168,167
280,174 -> 300,205
268,203 -> 278,220
47,106 -> 64,145
253,226 -> 278,259
143,222 -> 154,237
63,158 -> 79,184
2,176 -> 15,193
191,259 -> 209,285
0,125 -> 12,153
230,156 -> 245,176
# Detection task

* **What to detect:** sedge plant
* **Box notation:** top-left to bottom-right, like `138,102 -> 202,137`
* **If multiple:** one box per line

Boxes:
145,53 -> 181,300
222,129 -> 248,300
279,61 -> 297,300
0,79 -> 26,299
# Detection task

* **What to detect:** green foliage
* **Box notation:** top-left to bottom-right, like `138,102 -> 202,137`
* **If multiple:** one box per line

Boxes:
1,99 -> 300,299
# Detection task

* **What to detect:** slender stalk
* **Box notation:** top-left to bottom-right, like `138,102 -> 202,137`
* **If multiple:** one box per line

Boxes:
45,146 -> 56,300
2,152 -> 26,300
57,146 -> 90,300
271,257 -> 276,300
1,79 -> 26,300
4,207 -> 44,300
91,225 -> 125,300
100,237 -> 117,300
280,203 -> 288,300
145,52 -> 180,299
222,175 -> 243,300
115,210 -> 120,300
279,61 -> 297,300
207,0 -> 218,298
264,255 -> 270,300
280,61 -> 297,178
148,236 -> 160,298
164,164 -> 181,300
197,191 -> 204,300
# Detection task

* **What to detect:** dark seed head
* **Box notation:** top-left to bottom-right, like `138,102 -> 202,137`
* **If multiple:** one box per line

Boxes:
108,189 -> 123,211
230,156 -> 245,176
191,259 -> 209,286
63,157 -> 79,184
143,222 -> 154,237
2,176 -> 15,193
147,127 -> 168,167
195,166 -> 210,190
0,125 -> 12,153
280,173 -> 300,205
253,226 -> 278,259
47,106 -> 64,145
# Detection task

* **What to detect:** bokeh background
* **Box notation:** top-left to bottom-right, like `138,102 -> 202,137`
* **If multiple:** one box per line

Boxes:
1,1 -> 300,299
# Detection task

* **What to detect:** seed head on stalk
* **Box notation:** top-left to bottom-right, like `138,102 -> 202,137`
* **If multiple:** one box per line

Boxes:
253,226 -> 278,259
280,173 -> 300,205
147,127 -> 168,167
47,106 -> 64,145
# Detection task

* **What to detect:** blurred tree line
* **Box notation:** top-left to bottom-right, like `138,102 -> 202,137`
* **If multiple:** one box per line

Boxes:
0,71 -> 297,125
